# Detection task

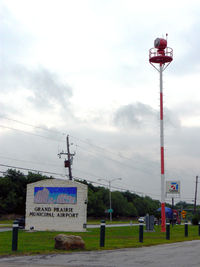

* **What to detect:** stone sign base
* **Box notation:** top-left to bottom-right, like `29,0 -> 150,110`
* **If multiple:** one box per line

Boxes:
25,179 -> 87,232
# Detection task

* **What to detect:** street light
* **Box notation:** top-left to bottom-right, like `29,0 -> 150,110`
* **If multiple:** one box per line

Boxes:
98,178 -> 122,221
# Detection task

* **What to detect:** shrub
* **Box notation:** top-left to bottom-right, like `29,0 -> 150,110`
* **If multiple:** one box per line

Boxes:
192,214 -> 200,225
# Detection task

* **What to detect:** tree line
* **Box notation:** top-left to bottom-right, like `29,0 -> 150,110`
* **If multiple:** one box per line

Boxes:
84,181 -> 160,218
0,169 -> 183,219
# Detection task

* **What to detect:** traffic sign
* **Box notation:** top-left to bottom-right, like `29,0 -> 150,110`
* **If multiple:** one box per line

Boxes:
107,209 -> 113,213
181,210 -> 187,218
166,181 -> 180,194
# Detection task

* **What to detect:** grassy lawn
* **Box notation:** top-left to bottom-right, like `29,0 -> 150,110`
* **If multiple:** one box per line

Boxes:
0,225 -> 200,256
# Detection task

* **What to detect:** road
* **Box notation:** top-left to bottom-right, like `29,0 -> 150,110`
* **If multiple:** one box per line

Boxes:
87,223 -> 138,228
0,223 -> 138,232
0,228 -> 11,232
0,240 -> 200,267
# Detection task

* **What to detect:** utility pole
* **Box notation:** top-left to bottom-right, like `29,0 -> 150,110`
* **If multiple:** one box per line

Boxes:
67,135 -> 72,180
194,175 -> 198,214
58,134 -> 75,180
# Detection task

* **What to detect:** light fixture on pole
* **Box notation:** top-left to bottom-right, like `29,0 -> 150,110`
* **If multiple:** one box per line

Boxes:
98,178 -> 122,221
149,35 -> 173,232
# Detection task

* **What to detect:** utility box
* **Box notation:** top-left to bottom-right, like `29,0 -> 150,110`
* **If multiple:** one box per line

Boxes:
145,214 -> 154,231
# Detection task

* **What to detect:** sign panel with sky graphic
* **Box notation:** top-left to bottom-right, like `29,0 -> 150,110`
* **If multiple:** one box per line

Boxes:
34,187 -> 77,204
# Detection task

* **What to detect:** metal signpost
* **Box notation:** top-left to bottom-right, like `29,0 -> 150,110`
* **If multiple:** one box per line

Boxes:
166,181 -> 181,224
98,178 -> 122,222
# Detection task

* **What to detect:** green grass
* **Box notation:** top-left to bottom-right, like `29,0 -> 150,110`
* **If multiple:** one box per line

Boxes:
0,225 -> 200,256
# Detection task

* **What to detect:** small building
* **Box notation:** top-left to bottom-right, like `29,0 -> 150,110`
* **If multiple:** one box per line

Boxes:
25,179 -> 88,232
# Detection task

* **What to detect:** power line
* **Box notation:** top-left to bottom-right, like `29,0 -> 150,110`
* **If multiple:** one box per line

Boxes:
0,163 -> 65,177
0,115 -> 158,172
0,155 -> 61,167
0,116 -> 197,180
0,115 -> 134,162
0,163 -> 158,198
0,154 -> 108,181
75,143 -> 157,175
0,122 -> 158,176
0,116 -> 195,197
73,176 -> 159,198
0,115 -> 65,136
0,124 -> 65,142
70,134 -> 157,169
0,163 -> 198,202
0,152 -> 144,191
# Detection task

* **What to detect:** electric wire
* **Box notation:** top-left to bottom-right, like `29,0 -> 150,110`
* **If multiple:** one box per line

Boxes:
0,124 -> 65,142
0,163 -> 158,198
0,114 -> 195,178
0,155 -> 61,168
0,115 -> 65,136
0,115 -> 157,172
0,115 -> 197,202
0,122 -> 159,176
0,164 -> 197,202
0,163 -> 65,177
75,143 -> 158,175
2,116 -> 181,183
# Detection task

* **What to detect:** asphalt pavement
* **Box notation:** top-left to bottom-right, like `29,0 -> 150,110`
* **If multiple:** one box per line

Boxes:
0,240 -> 200,267
87,223 -> 138,228
0,223 -> 137,232
0,228 -> 12,232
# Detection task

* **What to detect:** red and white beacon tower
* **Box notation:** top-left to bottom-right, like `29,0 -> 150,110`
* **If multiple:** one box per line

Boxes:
149,36 -> 173,232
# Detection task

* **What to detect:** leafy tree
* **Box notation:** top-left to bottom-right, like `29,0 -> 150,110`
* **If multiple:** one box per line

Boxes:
0,169 -> 51,215
111,191 -> 138,217
0,169 -> 162,219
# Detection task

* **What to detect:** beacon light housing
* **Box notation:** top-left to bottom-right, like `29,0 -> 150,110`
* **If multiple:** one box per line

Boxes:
154,38 -> 167,50
149,37 -> 173,65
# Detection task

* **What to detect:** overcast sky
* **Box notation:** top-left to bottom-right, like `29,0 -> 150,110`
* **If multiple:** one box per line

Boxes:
1,0 -> 200,204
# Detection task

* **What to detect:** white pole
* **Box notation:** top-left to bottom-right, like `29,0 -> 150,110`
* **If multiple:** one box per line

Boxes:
98,177 -> 122,222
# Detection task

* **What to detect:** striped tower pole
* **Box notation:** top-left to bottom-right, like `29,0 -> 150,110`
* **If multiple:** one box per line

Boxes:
149,36 -> 173,233
160,63 -> 166,232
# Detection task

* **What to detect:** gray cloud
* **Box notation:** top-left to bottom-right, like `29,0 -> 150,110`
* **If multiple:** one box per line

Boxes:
113,102 -> 157,129
113,102 -> 181,130
0,65 -> 73,113
22,67 -> 72,110
0,5 -> 72,113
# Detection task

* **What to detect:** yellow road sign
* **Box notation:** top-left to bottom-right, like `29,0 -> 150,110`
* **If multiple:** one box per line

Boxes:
181,210 -> 187,218
181,210 -> 187,215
